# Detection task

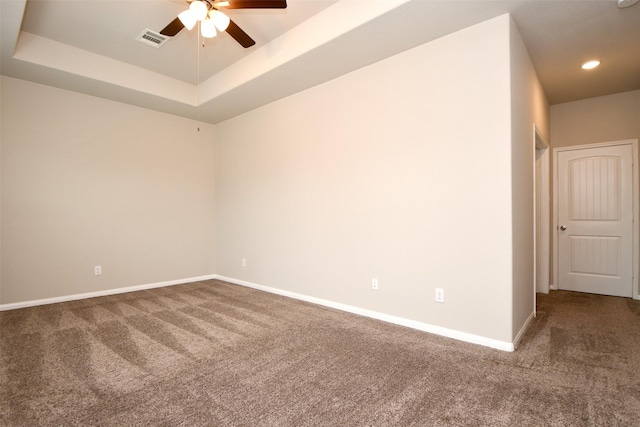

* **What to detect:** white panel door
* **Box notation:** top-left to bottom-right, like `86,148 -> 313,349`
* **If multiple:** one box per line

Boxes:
557,144 -> 633,297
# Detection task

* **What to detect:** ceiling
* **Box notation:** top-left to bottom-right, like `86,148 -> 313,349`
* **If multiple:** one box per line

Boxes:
2,0 -> 639,124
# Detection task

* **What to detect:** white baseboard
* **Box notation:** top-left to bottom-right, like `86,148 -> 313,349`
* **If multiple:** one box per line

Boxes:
214,275 -> 515,352
0,274 -> 217,311
512,311 -> 535,350
1,273 -> 521,352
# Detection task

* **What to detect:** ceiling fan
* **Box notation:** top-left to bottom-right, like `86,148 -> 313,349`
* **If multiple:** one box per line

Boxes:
160,0 -> 287,48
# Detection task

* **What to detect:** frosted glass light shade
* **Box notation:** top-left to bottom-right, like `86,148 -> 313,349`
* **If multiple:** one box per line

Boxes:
209,10 -> 230,31
178,9 -> 198,31
201,19 -> 217,38
189,1 -> 209,21
617,0 -> 639,8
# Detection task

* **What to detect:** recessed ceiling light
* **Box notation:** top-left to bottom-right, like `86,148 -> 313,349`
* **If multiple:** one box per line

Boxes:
581,60 -> 600,70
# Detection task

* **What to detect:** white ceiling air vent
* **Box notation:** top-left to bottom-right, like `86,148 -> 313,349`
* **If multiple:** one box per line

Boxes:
136,29 -> 169,48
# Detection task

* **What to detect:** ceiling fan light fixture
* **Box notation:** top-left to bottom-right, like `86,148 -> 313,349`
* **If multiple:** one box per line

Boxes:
159,0 -> 286,46
178,9 -> 198,31
189,1 -> 209,21
201,19 -> 217,38
210,10 -> 230,31
581,60 -> 600,70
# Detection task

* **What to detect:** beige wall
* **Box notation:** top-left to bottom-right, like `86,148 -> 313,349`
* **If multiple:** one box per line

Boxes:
509,18 -> 550,339
1,14 -> 550,346
550,90 -> 640,148
549,90 -> 640,295
0,76 -> 216,304
215,15 -> 517,343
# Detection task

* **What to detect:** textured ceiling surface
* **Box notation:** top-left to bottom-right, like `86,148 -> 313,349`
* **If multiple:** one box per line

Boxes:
2,0 -> 639,123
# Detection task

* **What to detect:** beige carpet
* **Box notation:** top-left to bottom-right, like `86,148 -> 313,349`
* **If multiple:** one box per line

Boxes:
1,280 -> 639,426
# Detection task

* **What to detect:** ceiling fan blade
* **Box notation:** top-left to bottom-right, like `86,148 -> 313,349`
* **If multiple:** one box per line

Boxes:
160,17 -> 185,36
224,0 -> 287,9
226,19 -> 256,48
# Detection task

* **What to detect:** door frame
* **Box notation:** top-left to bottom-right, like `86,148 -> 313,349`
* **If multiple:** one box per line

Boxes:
552,139 -> 639,300
534,125 -> 550,300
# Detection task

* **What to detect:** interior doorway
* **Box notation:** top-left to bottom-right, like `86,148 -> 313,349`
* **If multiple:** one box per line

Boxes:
553,140 -> 639,299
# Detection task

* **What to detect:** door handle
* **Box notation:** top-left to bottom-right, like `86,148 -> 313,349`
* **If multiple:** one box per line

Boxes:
560,225 -> 567,231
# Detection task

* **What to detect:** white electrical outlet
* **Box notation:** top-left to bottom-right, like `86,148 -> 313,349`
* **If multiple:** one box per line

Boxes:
241,258 -> 246,267
435,288 -> 444,303
372,278 -> 379,291
94,265 -> 102,276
